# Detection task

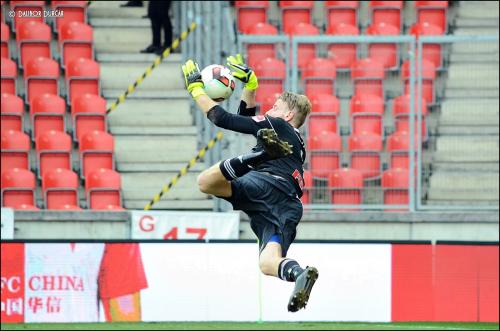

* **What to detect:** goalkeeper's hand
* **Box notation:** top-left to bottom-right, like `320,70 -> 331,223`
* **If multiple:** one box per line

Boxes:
226,54 -> 258,91
181,59 -> 206,99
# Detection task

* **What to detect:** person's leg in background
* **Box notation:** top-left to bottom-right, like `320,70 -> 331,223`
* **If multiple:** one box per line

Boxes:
141,16 -> 162,54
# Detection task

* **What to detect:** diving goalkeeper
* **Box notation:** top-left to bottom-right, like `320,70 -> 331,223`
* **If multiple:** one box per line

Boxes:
182,55 -> 318,312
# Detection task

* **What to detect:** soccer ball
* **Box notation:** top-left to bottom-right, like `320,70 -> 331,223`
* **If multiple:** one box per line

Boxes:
201,64 -> 236,102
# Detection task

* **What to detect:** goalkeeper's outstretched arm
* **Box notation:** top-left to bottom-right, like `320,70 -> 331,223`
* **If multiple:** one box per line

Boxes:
226,54 -> 258,114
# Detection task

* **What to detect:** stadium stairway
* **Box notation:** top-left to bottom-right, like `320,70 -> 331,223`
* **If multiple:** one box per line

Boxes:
427,1 -> 499,206
89,1 -> 212,210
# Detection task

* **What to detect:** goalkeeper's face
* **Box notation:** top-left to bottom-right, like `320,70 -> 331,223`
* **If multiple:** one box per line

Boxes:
266,99 -> 295,124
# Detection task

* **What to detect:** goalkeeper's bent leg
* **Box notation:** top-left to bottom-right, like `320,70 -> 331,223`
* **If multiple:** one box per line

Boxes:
197,162 -> 232,197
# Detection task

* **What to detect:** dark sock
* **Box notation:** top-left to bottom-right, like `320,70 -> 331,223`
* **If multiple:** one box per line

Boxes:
219,151 -> 271,180
278,259 -> 304,282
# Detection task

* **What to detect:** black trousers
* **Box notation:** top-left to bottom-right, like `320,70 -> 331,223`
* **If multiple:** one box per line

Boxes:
149,1 -> 172,47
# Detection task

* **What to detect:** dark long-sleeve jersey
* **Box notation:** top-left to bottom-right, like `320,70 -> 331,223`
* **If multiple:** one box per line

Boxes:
207,101 -> 306,197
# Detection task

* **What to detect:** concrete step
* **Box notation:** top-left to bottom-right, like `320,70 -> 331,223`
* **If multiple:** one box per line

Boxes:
455,17 -> 499,28
88,1 -> 147,18
93,26 -> 153,53
103,89 -> 187,99
440,99 -> 499,126
110,126 -> 198,135
433,162 -> 500,172
450,53 -> 499,64
453,28 -> 499,36
451,42 -> 499,54
115,135 -> 198,163
445,88 -> 499,98
117,162 -> 206,172
97,53 -> 182,63
434,136 -> 499,163
428,171 -> 499,201
447,64 -> 499,85
107,99 -> 192,128
458,2 -> 499,19
100,61 -> 184,91
124,199 -> 214,210
121,172 -> 207,200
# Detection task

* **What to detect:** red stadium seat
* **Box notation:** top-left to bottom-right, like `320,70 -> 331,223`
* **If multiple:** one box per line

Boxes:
300,169 -> 312,204
10,1 -> 45,32
96,204 -> 126,211
53,204 -> 83,210
308,94 -> 340,135
328,168 -> 363,209
303,58 -> 336,97
58,21 -> 93,69
71,93 -> 107,142
392,94 -> 428,141
351,57 -> 385,98
24,57 -> 59,105
280,1 -> 314,34
1,93 -> 24,132
1,168 -> 36,208
30,93 -> 66,140
1,130 -> 30,174
349,93 -> 384,136
369,1 -> 403,33
308,131 -> 342,179
409,22 -> 444,69
16,21 -> 51,69
16,203 -> 40,210
66,57 -> 100,105
366,22 -> 400,70
348,133 -> 383,180
254,58 -> 286,104
382,167 -> 410,210
1,58 -> 17,95
245,23 -> 278,69
42,168 -> 79,209
235,1 -> 269,34
86,168 -> 122,210
415,1 -> 448,34
288,23 -> 319,70
325,1 -> 359,29
387,130 -> 418,169
1,22 -> 10,58
401,58 -> 436,105
51,1 -> 88,33
79,130 -> 114,179
326,23 -> 359,70
35,130 -> 72,179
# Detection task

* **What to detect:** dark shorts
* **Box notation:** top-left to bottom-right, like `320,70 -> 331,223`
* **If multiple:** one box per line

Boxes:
222,171 -> 303,257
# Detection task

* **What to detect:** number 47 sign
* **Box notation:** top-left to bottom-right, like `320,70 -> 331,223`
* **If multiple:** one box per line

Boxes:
131,211 -> 239,240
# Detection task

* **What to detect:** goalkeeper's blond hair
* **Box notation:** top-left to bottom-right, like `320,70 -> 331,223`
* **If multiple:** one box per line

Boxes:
279,92 -> 312,129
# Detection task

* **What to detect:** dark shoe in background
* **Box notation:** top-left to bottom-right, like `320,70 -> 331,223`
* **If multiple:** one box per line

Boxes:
140,45 -> 161,54
121,1 -> 143,7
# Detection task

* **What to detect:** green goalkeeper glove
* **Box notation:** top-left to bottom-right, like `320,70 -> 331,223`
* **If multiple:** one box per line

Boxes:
181,59 -> 206,99
226,54 -> 258,91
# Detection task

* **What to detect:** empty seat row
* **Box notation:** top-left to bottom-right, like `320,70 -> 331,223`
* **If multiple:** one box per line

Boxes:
236,1 -> 448,34
307,130 -> 419,181
1,128 -> 114,180
2,20 -> 94,69
301,167 -> 411,210
3,1 -> 88,33
1,93 -> 107,142
1,167 -> 122,210
307,93 -> 429,139
0,56 -> 100,104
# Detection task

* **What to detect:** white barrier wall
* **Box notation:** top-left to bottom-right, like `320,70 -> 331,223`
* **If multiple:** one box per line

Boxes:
140,243 -> 392,322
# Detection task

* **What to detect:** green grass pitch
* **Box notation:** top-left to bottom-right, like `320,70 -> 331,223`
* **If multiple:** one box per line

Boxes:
1,322 -> 499,330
